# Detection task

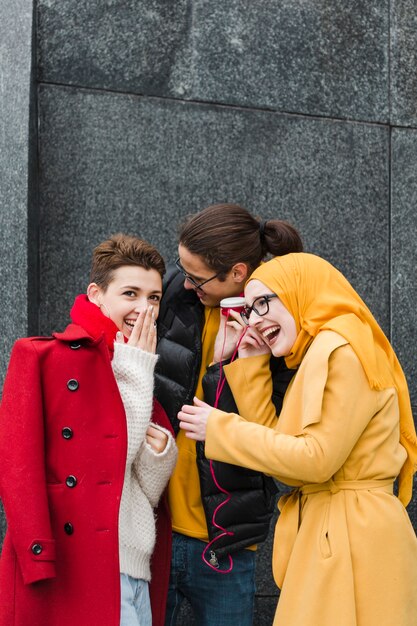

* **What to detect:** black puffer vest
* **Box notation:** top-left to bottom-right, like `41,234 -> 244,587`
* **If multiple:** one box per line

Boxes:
154,267 -> 295,557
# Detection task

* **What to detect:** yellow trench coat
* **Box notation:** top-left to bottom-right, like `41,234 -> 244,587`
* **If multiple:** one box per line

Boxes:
205,331 -> 417,626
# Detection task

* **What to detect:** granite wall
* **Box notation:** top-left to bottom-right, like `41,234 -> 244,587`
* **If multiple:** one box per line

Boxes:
1,1 -> 417,623
0,0 -> 37,541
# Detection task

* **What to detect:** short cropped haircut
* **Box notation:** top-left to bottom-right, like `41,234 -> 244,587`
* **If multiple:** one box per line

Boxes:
89,233 -> 166,290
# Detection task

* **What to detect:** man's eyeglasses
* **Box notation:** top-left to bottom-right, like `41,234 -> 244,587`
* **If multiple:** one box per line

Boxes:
241,294 -> 278,324
175,258 -> 221,291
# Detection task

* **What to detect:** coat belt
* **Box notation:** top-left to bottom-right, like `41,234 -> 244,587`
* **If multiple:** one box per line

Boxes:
273,478 -> 394,588
300,477 -> 394,495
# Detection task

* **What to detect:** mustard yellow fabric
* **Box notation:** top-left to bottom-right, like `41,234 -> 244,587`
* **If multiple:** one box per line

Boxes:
168,306 -> 256,550
206,331 -> 417,626
250,252 -> 417,506
168,306 -> 220,539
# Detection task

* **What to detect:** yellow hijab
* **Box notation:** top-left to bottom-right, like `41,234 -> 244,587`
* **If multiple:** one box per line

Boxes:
250,253 -> 417,506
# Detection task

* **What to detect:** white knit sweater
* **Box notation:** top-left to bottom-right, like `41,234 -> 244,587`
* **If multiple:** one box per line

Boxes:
112,342 -> 177,581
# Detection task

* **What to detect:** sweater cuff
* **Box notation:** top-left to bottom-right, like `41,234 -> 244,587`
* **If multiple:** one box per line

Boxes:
113,342 -> 158,374
142,425 -> 177,461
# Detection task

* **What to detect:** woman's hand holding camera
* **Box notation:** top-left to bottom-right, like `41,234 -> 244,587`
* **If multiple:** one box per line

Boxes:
213,309 -> 246,363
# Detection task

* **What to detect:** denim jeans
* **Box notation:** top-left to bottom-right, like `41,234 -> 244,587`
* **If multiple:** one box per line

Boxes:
120,573 -> 152,626
165,533 -> 256,626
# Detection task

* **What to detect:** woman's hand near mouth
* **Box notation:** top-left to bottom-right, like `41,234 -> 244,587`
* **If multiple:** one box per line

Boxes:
115,306 -> 157,353
238,326 -> 270,359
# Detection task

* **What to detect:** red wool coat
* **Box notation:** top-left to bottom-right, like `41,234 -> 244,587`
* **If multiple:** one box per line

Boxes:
0,324 -> 172,626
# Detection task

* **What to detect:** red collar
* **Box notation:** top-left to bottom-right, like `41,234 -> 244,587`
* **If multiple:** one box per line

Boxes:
62,294 -> 119,355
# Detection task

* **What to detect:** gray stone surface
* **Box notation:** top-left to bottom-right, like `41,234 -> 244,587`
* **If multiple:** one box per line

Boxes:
255,511 -> 279,596
407,477 -> 417,531
0,0 -> 36,545
254,596 -> 280,626
37,0 -> 389,123
391,0 -> 417,126
0,0 -> 35,391
37,0 -> 191,97
190,0 -> 389,122
38,85 -> 390,337
391,129 -> 417,406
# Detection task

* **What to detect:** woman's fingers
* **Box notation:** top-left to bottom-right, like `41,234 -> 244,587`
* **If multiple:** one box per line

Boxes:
127,306 -> 156,352
137,306 -> 153,350
178,403 -> 199,417
150,326 -> 157,353
226,321 -> 244,332
226,309 -> 246,327
141,305 -> 154,336
236,326 -> 270,358
213,314 -> 246,363
246,327 -> 267,345
239,333 -> 261,349
193,397 -> 211,408
178,402 -> 212,440
115,331 -> 124,344
128,309 -> 146,345
146,424 -> 168,453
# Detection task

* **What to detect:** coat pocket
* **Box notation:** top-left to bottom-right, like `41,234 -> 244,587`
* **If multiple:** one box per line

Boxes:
319,497 -> 332,558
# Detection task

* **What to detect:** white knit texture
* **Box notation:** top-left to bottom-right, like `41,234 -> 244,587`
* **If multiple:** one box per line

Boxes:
112,342 -> 177,581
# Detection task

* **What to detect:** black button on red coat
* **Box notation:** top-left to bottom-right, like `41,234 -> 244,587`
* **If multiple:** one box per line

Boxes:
67,379 -> 79,391
31,543 -> 43,555
62,427 -> 73,439
65,475 -> 77,488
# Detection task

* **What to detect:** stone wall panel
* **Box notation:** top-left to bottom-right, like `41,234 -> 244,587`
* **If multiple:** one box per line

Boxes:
38,86 -> 389,337
37,0 -> 389,122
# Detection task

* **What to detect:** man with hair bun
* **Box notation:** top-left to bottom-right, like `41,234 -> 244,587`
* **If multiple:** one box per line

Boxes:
155,203 -> 303,626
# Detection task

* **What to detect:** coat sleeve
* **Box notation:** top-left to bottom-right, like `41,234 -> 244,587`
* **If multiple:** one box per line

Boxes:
205,344 -> 378,484
223,354 -> 280,428
204,355 -> 295,426
202,360 -> 239,412
0,339 -> 56,584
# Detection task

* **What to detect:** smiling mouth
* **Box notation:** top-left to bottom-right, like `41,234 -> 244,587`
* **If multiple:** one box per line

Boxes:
261,326 -> 280,343
124,319 -> 137,330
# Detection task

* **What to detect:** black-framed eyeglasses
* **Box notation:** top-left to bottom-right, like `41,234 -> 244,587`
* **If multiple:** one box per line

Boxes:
241,294 -> 278,324
175,258 -> 221,291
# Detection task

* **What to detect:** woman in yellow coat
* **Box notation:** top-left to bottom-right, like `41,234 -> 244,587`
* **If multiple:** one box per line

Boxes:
178,252 -> 417,626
